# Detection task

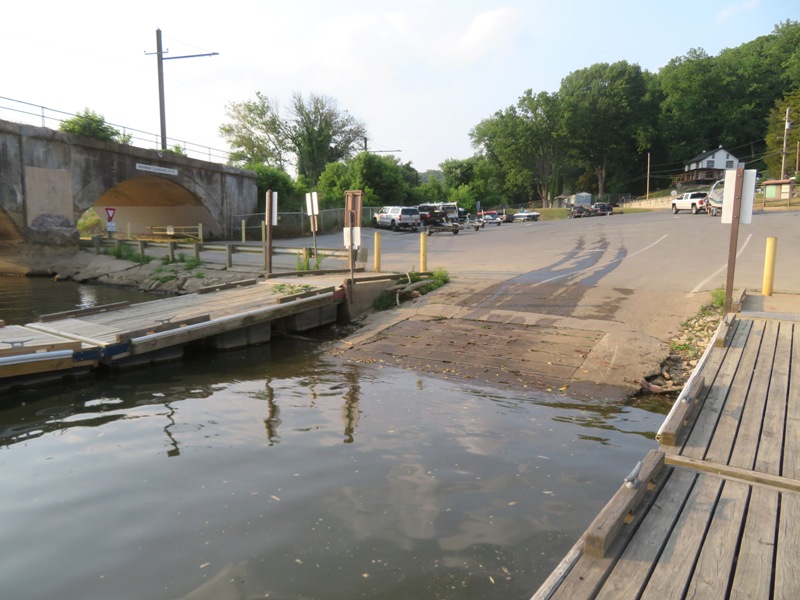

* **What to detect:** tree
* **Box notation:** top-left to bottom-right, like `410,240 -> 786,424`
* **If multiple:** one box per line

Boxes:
219,92 -> 289,169
220,92 -> 367,185
559,61 -> 650,197
471,91 -> 565,206
287,92 -> 367,185
59,109 -> 132,144
246,163 -> 305,212
764,89 -> 800,179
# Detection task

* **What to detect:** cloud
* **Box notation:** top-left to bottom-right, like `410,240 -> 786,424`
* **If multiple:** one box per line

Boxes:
453,7 -> 525,63
715,0 -> 760,24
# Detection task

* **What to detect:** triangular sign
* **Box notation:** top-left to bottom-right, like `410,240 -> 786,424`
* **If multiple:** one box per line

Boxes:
105,208 -> 116,221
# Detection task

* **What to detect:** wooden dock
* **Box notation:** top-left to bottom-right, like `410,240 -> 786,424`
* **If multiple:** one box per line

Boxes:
1,280 -> 343,392
534,313 -> 800,599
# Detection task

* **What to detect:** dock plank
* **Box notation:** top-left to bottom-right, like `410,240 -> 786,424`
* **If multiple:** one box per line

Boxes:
784,325 -> 800,479
704,319 -> 765,465
684,479 -> 749,598
727,320 -> 779,470
678,319 -> 752,460
729,486 -> 778,600
595,468 -> 696,600
639,474 -> 723,599
756,322 -> 792,476
775,492 -> 800,598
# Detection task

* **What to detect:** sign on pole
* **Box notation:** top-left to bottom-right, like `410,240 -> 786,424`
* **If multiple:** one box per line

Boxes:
721,168 -> 756,224
105,207 -> 116,221
270,191 -> 278,226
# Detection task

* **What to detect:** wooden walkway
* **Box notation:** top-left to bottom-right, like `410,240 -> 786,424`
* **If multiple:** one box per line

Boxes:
534,314 -> 800,599
1,280 -> 340,388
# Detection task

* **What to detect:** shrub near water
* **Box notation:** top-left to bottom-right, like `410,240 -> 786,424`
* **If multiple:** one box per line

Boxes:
373,268 -> 450,310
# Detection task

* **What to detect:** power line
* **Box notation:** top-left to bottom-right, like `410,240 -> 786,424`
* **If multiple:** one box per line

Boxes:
145,29 -> 218,150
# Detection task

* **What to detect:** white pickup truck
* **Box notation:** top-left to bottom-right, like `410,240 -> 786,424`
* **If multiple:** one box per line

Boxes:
671,191 -> 708,214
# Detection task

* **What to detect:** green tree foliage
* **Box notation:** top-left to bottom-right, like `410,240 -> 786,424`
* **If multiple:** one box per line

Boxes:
59,109 -> 132,144
246,163 -> 305,212
220,92 -> 366,186
764,89 -> 800,179
471,90 -> 564,205
560,61 -> 650,197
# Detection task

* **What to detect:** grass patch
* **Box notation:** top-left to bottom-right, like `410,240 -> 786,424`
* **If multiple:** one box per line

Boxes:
272,283 -> 316,295
373,268 -> 451,311
105,244 -> 154,265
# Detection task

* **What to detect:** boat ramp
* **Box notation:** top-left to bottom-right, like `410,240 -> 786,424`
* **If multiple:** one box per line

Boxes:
534,297 -> 800,599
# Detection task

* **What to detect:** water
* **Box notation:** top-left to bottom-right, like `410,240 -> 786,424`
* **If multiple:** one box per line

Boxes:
1,276 -> 153,325
0,279 -> 664,599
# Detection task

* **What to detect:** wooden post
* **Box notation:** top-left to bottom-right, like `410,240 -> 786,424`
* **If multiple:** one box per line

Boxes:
198,223 -> 204,242
167,241 -> 176,262
193,242 -> 201,261
137,240 -> 146,257
724,166 -> 745,314
242,219 -> 246,243
225,243 -> 233,269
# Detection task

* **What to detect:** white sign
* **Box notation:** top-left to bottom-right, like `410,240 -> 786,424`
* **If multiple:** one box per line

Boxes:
721,169 -> 756,225
267,191 -> 278,226
136,163 -> 179,176
343,226 -> 362,249
106,222 -> 116,232
305,191 -> 320,216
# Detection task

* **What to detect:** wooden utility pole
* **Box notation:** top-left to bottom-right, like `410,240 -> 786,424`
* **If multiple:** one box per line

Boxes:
646,152 -> 651,199
146,29 -> 218,150
780,106 -> 791,179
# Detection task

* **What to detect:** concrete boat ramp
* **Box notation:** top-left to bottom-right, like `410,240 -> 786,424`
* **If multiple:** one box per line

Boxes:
0,276 -> 390,393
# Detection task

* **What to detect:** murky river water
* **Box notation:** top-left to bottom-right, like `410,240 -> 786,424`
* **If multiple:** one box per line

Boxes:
1,278 -> 665,599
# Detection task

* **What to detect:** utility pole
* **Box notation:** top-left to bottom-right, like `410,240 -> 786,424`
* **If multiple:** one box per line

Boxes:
646,152 -> 651,199
146,29 -> 218,150
781,106 -> 791,179
362,136 -> 400,154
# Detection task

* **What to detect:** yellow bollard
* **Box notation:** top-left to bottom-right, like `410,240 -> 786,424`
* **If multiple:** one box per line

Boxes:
420,231 -> 428,272
763,237 -> 777,296
374,231 -> 382,272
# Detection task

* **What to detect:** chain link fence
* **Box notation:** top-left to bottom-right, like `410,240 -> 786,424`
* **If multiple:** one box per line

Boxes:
232,207 -> 383,240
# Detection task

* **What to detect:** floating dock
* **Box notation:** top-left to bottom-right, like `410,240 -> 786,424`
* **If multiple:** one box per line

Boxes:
534,312 -> 800,599
0,279 -> 345,393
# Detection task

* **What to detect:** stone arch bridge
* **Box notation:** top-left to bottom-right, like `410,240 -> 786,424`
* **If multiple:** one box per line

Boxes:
0,119 -> 256,246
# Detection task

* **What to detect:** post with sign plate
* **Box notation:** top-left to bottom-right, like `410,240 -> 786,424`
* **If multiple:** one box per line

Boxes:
306,192 -> 320,259
264,190 -> 278,273
344,190 -> 363,290
105,207 -> 117,239
721,166 -> 756,313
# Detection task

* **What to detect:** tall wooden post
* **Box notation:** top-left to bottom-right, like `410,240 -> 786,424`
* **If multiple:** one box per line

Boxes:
723,166 -> 745,314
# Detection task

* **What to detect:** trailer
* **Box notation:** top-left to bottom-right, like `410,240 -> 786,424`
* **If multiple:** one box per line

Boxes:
706,179 -> 724,216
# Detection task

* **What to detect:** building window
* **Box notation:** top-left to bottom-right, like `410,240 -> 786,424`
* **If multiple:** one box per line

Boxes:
726,154 -> 730,159
706,171 -> 714,179
707,160 -> 715,168
726,160 -> 734,168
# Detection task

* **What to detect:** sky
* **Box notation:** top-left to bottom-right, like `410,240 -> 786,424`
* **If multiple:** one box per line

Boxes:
2,0 -> 798,174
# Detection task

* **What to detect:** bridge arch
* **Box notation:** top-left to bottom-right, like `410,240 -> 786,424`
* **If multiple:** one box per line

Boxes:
80,175 -> 218,239
0,119 -> 256,243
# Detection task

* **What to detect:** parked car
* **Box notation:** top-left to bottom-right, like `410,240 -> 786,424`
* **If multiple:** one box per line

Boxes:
592,202 -> 613,216
478,211 -> 503,225
373,206 -> 420,231
512,209 -> 540,222
671,191 -> 708,214
568,205 -> 592,218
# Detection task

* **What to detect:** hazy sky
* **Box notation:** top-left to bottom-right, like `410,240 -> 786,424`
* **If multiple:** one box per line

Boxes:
2,0 -> 797,172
